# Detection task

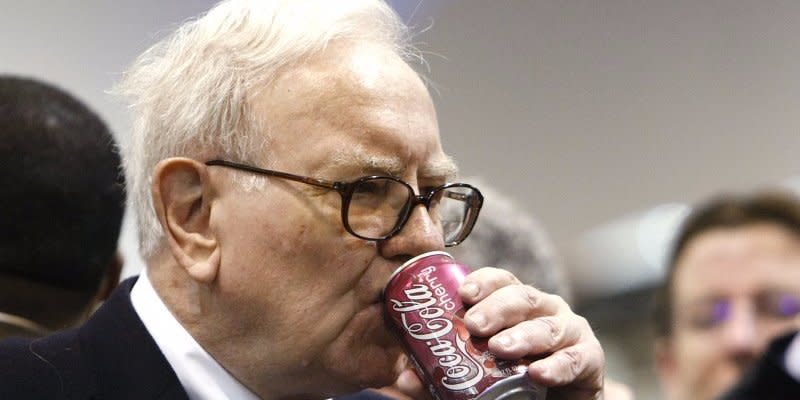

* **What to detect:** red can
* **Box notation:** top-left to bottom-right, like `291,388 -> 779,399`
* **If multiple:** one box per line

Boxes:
383,251 -> 546,400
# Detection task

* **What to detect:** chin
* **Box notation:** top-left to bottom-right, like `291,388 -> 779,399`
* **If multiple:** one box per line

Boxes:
318,306 -> 406,392
348,340 -> 404,382
314,349 -> 402,396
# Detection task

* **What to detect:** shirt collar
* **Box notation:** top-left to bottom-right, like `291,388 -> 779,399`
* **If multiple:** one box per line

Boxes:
131,270 -> 260,400
784,331 -> 800,381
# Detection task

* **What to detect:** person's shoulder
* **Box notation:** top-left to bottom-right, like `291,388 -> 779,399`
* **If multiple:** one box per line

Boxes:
0,330 -> 86,399
0,329 -> 83,369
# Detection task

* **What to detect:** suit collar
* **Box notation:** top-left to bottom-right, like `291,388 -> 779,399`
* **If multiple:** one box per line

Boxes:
79,276 -> 189,399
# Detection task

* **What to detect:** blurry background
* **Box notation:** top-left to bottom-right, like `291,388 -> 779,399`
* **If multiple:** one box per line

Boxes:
3,1 -> 800,398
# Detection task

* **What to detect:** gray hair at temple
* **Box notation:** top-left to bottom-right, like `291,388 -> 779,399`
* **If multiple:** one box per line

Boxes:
114,0 -> 417,259
449,178 -> 572,301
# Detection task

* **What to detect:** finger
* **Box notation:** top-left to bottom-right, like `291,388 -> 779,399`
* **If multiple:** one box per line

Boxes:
464,284 -> 565,336
392,368 -> 431,400
487,315 -> 583,359
527,340 -> 604,390
382,354 -> 431,400
459,267 -> 520,304
604,378 -> 635,400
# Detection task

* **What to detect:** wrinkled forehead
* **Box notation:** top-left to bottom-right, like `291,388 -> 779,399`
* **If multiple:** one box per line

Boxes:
678,224 -> 800,267
328,144 -> 458,181
673,224 -> 800,300
253,41 -> 455,180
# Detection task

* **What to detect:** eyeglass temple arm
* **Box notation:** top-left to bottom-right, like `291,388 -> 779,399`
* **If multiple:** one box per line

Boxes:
444,190 -> 483,207
205,159 -> 342,190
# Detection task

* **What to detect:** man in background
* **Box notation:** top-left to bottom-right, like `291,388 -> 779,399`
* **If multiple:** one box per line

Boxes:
449,178 -> 572,298
0,76 -> 125,338
653,190 -> 800,400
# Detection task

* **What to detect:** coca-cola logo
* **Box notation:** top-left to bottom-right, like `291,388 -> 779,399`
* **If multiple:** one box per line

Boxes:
389,270 -> 484,392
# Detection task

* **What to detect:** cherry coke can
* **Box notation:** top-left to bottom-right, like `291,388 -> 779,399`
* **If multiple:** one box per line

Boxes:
383,251 -> 546,400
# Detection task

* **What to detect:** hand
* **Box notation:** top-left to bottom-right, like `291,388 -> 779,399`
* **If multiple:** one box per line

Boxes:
372,354 -> 429,400
386,267 -> 605,400
604,377 -> 634,400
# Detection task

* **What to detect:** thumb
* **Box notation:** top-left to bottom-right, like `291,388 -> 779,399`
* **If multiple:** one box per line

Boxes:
393,368 -> 431,399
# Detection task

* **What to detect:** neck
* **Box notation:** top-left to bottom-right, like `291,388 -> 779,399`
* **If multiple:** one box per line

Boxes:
149,259 -> 302,398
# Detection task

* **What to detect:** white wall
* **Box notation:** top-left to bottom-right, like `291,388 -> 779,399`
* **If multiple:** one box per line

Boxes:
4,0 -> 800,294
7,2 -> 799,397
1,0 -> 216,278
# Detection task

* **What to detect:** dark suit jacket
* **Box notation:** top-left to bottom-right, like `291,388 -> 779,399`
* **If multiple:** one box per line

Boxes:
719,330 -> 800,400
0,277 -> 189,400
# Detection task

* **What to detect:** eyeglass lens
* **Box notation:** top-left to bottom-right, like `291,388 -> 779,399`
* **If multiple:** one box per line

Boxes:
345,177 -> 477,244
685,292 -> 800,331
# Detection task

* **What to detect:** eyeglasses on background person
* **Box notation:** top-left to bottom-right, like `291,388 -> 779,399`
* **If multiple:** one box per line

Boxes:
681,291 -> 800,332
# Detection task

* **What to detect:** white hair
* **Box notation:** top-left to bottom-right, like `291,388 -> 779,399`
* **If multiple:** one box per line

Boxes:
115,0 -> 415,258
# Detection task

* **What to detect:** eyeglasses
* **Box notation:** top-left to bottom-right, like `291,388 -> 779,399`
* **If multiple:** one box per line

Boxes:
205,159 -> 483,246
681,291 -> 800,332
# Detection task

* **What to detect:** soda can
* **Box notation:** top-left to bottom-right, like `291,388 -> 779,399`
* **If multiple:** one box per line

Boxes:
383,251 -> 546,400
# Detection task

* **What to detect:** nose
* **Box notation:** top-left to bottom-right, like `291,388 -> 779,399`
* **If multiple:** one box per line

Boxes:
379,204 -> 445,260
720,301 -> 759,358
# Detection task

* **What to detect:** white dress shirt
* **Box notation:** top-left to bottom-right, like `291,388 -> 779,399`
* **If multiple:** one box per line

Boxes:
131,270 -> 260,400
784,331 -> 800,381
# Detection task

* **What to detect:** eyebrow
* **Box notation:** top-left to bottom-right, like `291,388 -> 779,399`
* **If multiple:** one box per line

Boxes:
328,147 -> 405,176
327,147 -> 459,182
421,153 -> 459,182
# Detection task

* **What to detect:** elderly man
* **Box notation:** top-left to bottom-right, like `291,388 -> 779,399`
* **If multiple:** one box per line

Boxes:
0,1 -> 604,399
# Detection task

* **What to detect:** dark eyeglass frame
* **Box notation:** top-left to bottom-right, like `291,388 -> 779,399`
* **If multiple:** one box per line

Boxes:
205,159 -> 483,246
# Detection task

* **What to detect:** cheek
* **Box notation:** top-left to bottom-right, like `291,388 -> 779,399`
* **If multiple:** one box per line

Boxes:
213,196 -> 324,308
673,333 -> 737,397
216,185 -> 381,290
673,334 -> 717,373
218,194 -> 376,312
221,192 -> 342,264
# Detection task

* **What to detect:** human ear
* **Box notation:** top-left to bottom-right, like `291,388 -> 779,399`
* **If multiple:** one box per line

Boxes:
151,157 -> 220,284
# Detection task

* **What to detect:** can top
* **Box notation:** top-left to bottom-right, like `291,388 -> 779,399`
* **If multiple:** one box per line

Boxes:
384,250 -> 454,293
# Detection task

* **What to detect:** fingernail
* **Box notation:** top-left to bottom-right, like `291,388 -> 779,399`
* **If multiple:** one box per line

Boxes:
529,362 -> 548,379
468,311 -> 487,329
462,282 -> 480,298
495,334 -> 513,349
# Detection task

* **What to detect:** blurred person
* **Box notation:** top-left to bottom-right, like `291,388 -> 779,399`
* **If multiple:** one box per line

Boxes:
653,190 -> 800,400
449,178 -> 572,299
0,1 -> 606,399
0,76 -> 124,339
